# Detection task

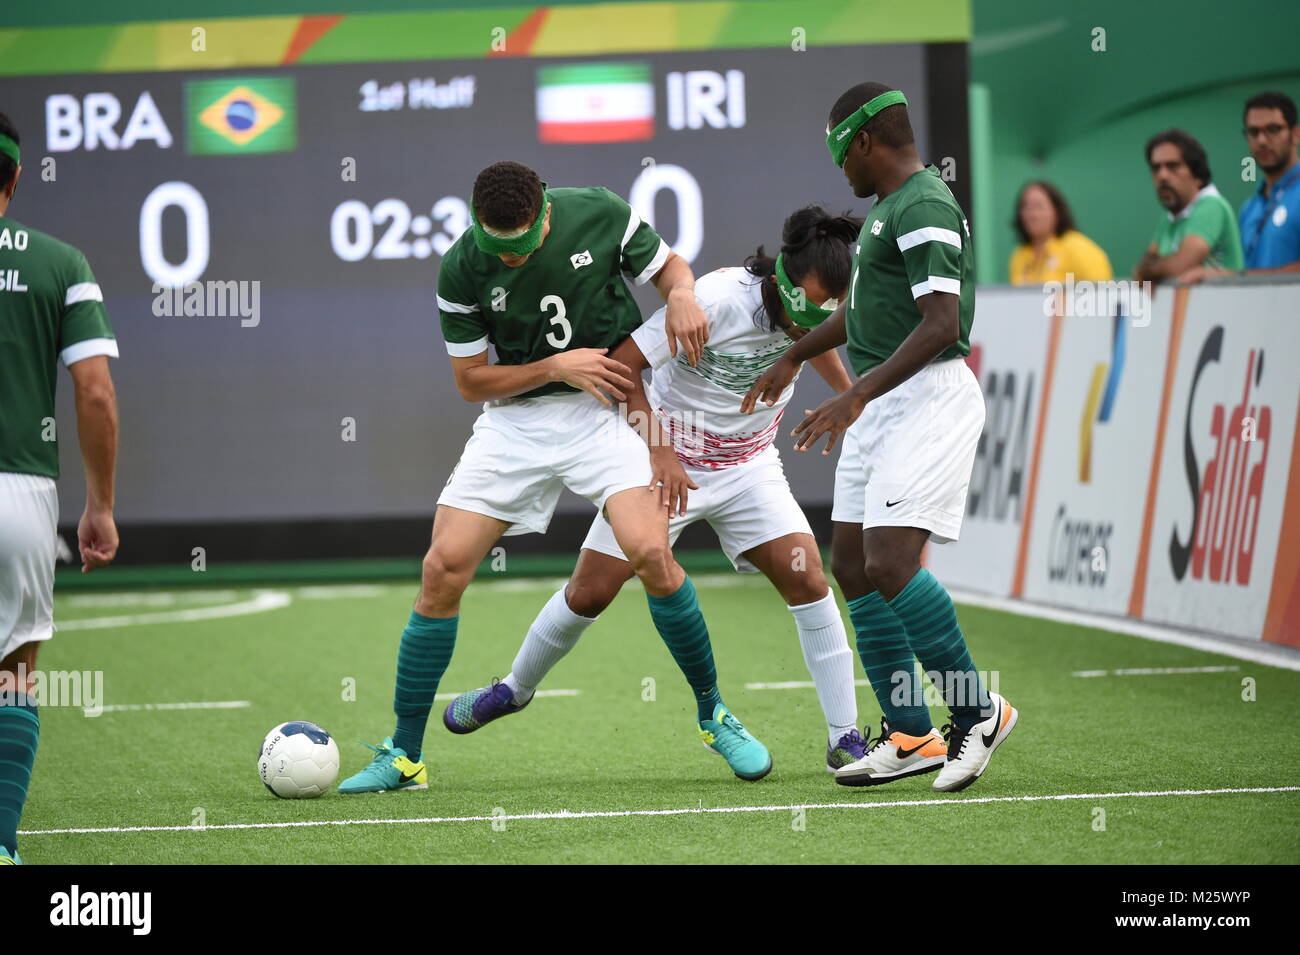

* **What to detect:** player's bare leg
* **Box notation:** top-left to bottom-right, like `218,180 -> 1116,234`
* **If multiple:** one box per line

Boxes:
445,548 -> 634,734
0,640 -> 40,863
605,486 -> 772,780
743,533 -> 862,768
339,506 -> 508,793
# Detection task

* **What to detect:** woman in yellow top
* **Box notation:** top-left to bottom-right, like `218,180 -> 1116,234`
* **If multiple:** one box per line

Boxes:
1008,180 -> 1113,284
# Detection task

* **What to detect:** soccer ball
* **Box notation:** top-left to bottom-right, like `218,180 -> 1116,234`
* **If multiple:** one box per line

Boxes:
258,721 -> 340,798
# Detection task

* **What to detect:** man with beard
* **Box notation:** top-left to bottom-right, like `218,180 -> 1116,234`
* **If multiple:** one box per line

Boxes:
1133,128 -> 1243,283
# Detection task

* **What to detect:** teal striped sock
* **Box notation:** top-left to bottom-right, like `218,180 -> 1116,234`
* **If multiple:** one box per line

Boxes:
646,576 -> 724,723
392,611 -> 457,757
887,569 -> 990,730
846,592 -> 932,735
0,691 -> 39,855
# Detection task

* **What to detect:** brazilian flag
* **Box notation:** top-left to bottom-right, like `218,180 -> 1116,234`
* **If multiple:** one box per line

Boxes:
186,77 -> 296,155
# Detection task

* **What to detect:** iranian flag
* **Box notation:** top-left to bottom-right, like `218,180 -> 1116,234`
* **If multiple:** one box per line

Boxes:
536,62 -> 654,144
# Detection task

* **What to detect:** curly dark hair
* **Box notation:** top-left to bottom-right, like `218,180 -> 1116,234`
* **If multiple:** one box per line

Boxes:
744,205 -> 863,332
1145,129 -> 1212,189
471,160 -> 544,230
0,112 -> 20,192
1012,180 -> 1077,244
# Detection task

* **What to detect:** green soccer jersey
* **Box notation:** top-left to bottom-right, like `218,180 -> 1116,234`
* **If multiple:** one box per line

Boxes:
438,186 -> 669,398
845,165 -> 975,376
0,214 -> 117,479
1151,183 -> 1244,271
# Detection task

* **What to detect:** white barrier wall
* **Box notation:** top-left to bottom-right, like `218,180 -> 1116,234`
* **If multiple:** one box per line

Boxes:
928,282 -> 1300,647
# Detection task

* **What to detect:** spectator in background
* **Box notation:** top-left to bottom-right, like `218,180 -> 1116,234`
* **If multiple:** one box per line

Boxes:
1133,129 -> 1243,283
1184,91 -> 1300,283
1008,180 -> 1112,284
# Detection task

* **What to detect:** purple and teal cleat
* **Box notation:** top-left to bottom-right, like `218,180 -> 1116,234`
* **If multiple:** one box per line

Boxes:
443,680 -> 531,734
826,728 -> 869,772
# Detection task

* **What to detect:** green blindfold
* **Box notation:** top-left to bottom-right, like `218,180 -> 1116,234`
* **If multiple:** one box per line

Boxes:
471,181 -> 551,256
775,253 -> 839,328
0,133 -> 20,166
825,90 -> 908,166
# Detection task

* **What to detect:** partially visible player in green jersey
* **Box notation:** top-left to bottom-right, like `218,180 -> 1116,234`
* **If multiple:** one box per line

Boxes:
745,83 -> 1018,794
0,112 -> 120,865
340,161 -> 775,794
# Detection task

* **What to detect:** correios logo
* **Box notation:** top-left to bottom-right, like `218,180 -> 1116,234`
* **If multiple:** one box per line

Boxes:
1169,326 -> 1271,586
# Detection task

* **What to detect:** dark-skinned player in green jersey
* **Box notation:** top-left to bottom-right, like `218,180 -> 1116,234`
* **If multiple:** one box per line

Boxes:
340,161 -> 773,792
744,83 -> 1018,792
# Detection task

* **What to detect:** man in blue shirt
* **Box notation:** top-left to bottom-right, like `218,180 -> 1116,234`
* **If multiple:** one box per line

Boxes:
1183,91 -> 1300,282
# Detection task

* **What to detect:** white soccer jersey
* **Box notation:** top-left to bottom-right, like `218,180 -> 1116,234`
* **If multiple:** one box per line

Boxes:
631,267 -> 802,469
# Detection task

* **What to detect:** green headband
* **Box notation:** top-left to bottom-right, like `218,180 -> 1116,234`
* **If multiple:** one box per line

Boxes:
774,253 -> 839,328
825,90 -> 908,166
471,183 -> 551,256
0,133 -> 19,166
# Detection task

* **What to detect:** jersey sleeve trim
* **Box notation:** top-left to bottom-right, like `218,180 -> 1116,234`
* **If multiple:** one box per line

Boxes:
437,294 -> 480,314
620,205 -> 643,250
61,337 -> 118,366
633,238 -> 670,286
65,282 -> 103,306
896,226 -> 962,252
445,335 -> 489,357
911,276 -> 961,298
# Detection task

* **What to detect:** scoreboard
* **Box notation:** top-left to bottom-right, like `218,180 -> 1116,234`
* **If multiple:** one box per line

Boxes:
2,41 -> 951,539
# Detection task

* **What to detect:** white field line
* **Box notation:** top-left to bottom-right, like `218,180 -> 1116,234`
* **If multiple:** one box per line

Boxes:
1073,665 -> 1241,678
20,786 -> 1300,837
747,679 -> 871,690
432,688 -> 579,701
296,585 -> 388,599
947,588 -> 1300,672
56,590 -> 291,631
63,590 -> 241,608
89,701 -> 252,714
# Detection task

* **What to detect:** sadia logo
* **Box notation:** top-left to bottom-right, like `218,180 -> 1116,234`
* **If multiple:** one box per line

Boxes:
186,77 -> 296,154
1169,326 -> 1271,586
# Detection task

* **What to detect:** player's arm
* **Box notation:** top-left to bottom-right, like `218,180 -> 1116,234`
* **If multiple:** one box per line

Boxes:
606,336 -> 697,516
740,304 -> 847,413
791,291 -> 959,454
68,355 -> 119,572
649,251 -> 709,368
449,349 -> 635,407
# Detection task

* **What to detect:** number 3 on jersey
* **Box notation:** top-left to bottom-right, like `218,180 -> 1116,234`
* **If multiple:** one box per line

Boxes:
541,294 -> 571,349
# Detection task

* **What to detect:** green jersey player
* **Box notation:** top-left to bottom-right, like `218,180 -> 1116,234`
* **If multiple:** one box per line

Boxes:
0,113 -> 120,865
339,161 -> 773,793
746,83 -> 1018,793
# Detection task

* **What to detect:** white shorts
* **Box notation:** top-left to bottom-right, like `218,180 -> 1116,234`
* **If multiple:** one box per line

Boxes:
581,445 -> 814,572
831,357 -> 985,544
0,472 -> 59,660
438,390 -> 654,536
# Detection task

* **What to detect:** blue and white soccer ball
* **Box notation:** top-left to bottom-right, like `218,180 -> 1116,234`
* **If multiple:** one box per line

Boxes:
258,721 -> 340,798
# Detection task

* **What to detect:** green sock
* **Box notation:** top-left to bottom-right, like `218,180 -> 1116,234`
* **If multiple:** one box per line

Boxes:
0,691 -> 39,856
846,591 -> 932,736
646,576 -> 724,723
392,611 -> 457,757
887,569 -> 990,730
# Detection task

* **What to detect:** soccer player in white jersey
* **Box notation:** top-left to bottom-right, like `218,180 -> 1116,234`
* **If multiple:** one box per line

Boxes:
0,113 -> 120,864
445,207 -> 876,773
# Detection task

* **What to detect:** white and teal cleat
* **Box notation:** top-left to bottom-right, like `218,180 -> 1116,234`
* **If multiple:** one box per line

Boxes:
0,846 -> 21,865
336,737 -> 428,794
698,704 -> 772,781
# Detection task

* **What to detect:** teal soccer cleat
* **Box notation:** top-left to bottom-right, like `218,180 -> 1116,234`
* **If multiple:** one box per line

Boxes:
698,704 -> 772,781
336,737 -> 428,794
0,846 -> 20,865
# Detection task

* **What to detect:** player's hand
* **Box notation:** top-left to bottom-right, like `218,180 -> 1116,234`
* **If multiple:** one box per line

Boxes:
78,505 -> 119,573
649,446 -> 698,517
665,288 -> 709,367
791,390 -> 867,456
741,356 -> 799,414
546,349 -> 636,407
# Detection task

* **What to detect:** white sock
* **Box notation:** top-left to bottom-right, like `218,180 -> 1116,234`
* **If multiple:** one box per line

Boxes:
788,591 -> 859,746
502,588 -> 597,702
